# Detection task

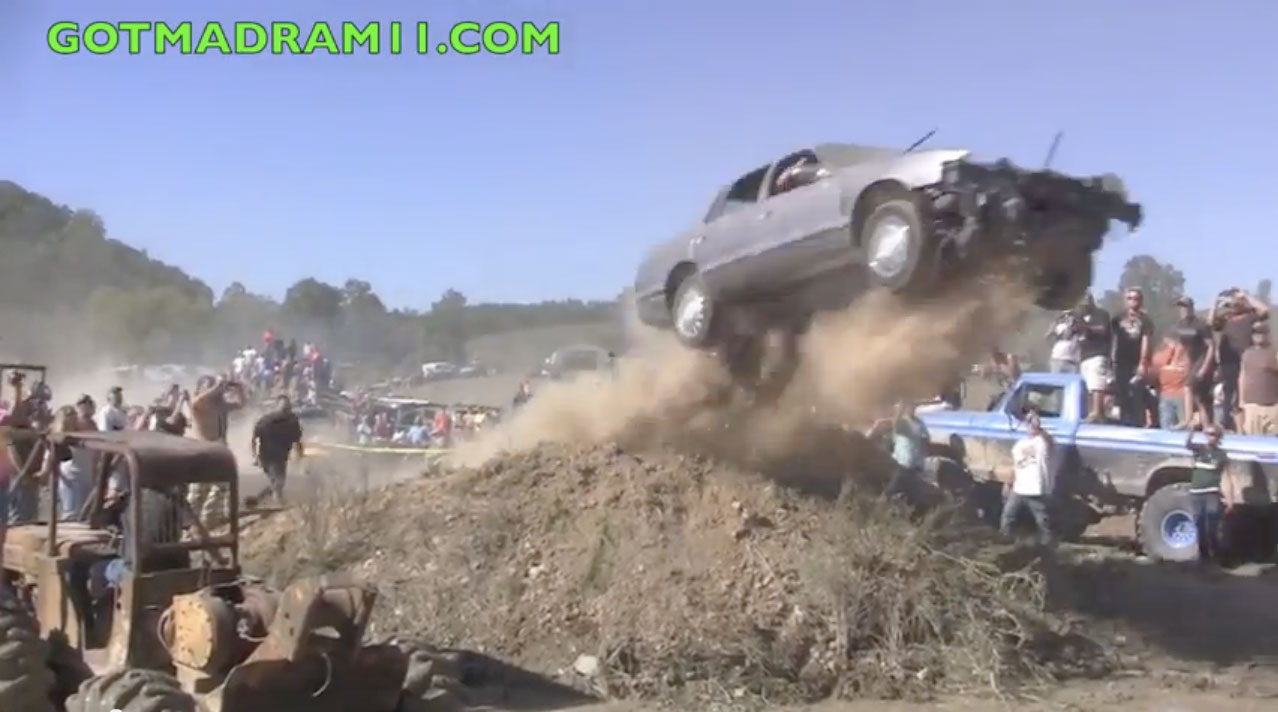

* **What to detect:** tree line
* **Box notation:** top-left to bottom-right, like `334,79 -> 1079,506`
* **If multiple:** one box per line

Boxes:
0,180 -> 620,374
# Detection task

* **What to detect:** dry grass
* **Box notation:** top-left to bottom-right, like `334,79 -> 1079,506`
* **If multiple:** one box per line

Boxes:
242,443 -> 1098,706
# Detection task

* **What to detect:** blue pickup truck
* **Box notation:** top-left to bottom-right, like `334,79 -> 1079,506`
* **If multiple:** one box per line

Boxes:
918,372 -> 1278,562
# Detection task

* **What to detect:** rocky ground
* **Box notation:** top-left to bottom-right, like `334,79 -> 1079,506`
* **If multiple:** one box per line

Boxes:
238,438 -> 1278,711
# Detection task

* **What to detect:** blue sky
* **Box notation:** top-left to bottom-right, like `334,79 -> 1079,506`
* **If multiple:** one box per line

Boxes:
3,0 -> 1276,309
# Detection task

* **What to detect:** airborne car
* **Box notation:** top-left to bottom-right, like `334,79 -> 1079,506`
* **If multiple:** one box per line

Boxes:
633,142 -> 1142,355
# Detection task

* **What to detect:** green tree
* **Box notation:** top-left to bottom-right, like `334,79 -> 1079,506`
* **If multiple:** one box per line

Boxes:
281,278 -> 344,327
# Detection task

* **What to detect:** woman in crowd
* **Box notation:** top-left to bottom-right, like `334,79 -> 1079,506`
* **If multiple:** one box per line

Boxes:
48,404 -> 95,520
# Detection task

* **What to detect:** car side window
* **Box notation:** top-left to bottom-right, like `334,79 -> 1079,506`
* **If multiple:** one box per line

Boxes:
767,150 -> 821,196
706,165 -> 769,222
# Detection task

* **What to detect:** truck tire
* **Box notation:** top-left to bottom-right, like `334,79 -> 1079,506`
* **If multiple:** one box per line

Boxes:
669,272 -> 719,349
1034,252 -> 1093,310
65,668 -> 198,712
396,641 -> 467,712
1137,482 -> 1199,562
0,596 -> 56,712
858,190 -> 934,294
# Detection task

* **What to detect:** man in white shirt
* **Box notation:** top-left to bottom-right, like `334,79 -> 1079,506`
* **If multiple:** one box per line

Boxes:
1046,311 -> 1081,373
999,410 -> 1058,546
95,386 -> 129,432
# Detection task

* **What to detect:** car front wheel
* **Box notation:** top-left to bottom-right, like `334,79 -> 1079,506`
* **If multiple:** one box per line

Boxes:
859,192 -> 933,293
670,273 -> 718,349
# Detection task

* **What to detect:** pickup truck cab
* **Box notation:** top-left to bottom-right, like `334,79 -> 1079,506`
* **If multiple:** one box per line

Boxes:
919,372 -> 1278,561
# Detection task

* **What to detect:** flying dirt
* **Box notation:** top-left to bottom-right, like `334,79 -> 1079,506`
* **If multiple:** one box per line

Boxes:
451,275 -> 1036,469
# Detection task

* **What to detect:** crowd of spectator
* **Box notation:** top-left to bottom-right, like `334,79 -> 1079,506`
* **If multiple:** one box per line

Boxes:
1045,287 -> 1275,434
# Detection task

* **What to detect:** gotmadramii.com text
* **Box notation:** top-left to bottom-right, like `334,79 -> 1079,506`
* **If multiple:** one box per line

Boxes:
48,21 -> 560,55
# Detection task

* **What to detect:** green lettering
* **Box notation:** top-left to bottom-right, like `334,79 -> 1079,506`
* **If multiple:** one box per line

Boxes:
194,23 -> 232,54
483,22 -> 517,54
272,22 -> 301,54
83,22 -> 118,53
154,22 -> 191,53
47,22 -> 79,54
117,22 -> 150,54
343,22 -> 378,53
389,21 -> 401,54
235,22 -> 267,53
416,22 -> 429,53
522,21 -> 559,54
451,21 -> 480,54
302,22 -> 340,54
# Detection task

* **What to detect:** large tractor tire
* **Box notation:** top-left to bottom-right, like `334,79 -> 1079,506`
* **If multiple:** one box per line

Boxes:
396,641 -> 468,712
1136,482 -> 1199,563
0,595 -> 57,712
65,668 -> 198,712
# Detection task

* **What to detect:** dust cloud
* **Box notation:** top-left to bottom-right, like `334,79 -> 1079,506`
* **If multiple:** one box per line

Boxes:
451,276 -> 1035,468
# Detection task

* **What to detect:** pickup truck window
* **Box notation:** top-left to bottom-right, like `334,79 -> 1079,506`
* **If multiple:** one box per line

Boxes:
1008,383 -> 1066,419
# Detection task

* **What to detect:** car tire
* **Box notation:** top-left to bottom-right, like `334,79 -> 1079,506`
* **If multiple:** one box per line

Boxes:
1034,252 -> 1094,310
858,192 -> 933,293
669,273 -> 718,349
0,596 -> 56,712
1136,482 -> 1199,562
65,668 -> 197,712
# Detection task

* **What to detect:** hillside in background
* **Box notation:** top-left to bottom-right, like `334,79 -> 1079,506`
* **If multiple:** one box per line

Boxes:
0,180 -> 620,374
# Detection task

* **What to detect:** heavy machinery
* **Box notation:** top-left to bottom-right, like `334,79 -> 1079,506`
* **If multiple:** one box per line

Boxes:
0,428 -> 463,712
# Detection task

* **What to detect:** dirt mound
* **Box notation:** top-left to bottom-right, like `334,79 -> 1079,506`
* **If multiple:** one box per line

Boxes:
244,441 -> 1098,704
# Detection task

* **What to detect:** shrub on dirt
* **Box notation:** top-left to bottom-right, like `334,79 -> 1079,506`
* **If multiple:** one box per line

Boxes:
243,442 -> 1093,704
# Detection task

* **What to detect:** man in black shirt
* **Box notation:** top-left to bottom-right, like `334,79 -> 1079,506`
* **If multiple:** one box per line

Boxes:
1111,288 -> 1155,425
1210,288 -> 1270,430
250,395 -> 304,506
1174,297 -> 1216,426
1074,294 -> 1113,422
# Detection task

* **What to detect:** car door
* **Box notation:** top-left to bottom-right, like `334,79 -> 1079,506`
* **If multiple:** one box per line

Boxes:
697,165 -> 772,297
749,151 -> 850,291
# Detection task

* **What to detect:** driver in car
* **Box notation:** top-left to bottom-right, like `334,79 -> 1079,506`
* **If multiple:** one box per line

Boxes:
774,156 -> 829,194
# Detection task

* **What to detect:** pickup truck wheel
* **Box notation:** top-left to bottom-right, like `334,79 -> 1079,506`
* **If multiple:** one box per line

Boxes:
1137,482 -> 1199,562
1034,253 -> 1093,310
670,273 -> 718,349
859,192 -> 934,293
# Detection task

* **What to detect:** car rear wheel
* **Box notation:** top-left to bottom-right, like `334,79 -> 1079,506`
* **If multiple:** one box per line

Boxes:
859,191 -> 933,293
670,273 -> 718,349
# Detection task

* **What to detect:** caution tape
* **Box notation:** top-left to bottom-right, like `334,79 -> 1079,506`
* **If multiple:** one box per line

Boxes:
304,440 -> 450,457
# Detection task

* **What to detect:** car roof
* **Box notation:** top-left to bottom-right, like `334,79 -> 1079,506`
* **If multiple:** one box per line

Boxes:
811,143 -> 901,167
54,430 -> 237,486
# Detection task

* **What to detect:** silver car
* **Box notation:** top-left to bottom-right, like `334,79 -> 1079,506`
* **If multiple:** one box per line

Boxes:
633,142 -> 1142,350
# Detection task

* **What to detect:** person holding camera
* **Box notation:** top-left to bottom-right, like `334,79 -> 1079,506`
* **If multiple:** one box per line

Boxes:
1046,310 -> 1081,373
1210,288 -> 1269,430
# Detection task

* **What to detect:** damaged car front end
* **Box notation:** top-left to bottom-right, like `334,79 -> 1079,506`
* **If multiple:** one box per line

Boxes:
924,157 -> 1143,307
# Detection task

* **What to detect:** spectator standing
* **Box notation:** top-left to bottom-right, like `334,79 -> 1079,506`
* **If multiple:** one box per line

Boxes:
1151,335 -> 1191,429
1111,288 -> 1155,426
187,375 -> 245,528
1238,321 -> 1278,435
1046,311 -> 1081,374
1075,294 -> 1113,422
1173,297 -> 1216,427
1211,288 -> 1269,431
95,386 -> 128,432
999,411 -> 1058,546
867,400 -> 930,505
1184,423 -> 1232,566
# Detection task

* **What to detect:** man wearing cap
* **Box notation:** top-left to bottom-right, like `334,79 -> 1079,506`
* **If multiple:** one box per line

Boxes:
1184,423 -> 1233,565
1238,320 -> 1278,435
1173,297 -> 1215,427
1210,288 -> 1269,430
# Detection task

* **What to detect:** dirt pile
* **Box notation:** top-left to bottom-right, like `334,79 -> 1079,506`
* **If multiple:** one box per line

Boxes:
244,441 -> 1098,704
